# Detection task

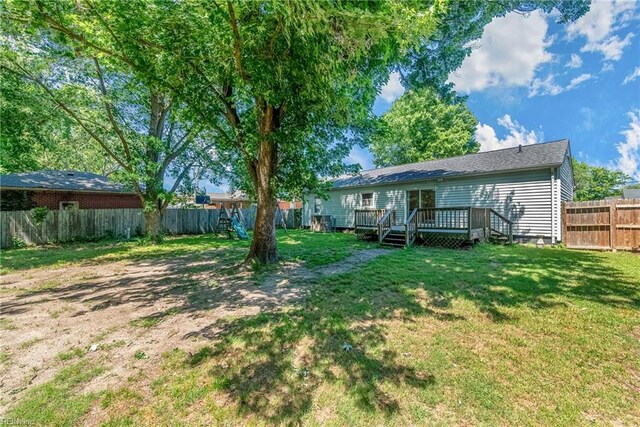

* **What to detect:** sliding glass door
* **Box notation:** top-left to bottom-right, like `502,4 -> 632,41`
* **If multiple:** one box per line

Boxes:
406,189 -> 435,218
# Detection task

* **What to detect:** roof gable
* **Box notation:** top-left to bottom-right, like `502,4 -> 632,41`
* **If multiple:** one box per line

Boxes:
333,139 -> 570,189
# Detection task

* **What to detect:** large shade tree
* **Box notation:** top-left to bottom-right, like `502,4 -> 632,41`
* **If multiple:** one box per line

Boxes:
3,0 -> 590,262
0,69 -> 115,174
0,32 -> 219,242
370,87 -> 479,167
573,159 -> 630,201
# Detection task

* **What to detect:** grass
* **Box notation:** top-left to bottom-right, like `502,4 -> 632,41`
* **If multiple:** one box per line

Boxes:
8,360 -> 104,426
0,230 -> 368,274
3,232 -> 639,425
57,347 -> 86,361
0,317 -> 17,330
107,244 -> 639,426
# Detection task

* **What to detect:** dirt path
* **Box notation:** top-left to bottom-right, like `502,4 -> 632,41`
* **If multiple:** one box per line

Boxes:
0,248 -> 391,413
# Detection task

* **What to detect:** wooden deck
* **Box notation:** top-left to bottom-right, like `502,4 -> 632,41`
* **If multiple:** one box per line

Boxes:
354,207 -> 513,247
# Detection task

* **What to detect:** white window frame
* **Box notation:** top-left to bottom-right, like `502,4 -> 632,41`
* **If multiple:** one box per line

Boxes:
361,192 -> 374,208
59,201 -> 79,210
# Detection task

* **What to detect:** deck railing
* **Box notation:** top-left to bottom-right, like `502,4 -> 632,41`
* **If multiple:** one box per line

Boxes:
354,209 -> 386,228
354,206 -> 513,245
377,209 -> 396,243
405,208 -> 418,246
489,209 -> 514,243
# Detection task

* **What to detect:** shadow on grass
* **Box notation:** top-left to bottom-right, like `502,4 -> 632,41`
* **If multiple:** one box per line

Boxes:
0,234 -> 250,273
3,233 -> 639,424
175,244 -> 639,424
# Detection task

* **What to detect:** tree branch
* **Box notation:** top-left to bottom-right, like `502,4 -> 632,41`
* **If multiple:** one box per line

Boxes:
34,0 -> 135,67
1,63 -> 130,173
226,1 -> 249,81
93,57 -> 133,162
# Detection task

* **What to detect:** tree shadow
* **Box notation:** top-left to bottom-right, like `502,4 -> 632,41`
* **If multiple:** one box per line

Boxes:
2,235 -> 638,424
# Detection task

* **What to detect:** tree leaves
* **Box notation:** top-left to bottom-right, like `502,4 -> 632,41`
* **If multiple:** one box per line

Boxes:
370,87 -> 479,167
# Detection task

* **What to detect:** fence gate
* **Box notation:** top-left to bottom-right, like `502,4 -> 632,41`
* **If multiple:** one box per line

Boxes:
562,199 -> 640,250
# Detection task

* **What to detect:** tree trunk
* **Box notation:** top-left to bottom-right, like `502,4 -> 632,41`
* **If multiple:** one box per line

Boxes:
246,191 -> 278,263
144,208 -> 164,243
246,127 -> 278,264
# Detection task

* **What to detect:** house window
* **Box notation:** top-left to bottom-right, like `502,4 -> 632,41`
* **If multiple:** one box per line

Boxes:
361,193 -> 373,208
59,201 -> 79,210
314,197 -> 321,214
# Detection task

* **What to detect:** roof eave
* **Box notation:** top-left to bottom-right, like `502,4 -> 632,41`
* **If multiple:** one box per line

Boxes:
0,186 -> 137,195
330,163 -> 565,191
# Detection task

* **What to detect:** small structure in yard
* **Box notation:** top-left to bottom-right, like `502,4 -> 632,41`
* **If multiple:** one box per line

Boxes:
311,214 -> 334,232
304,139 -> 575,247
0,170 -> 141,210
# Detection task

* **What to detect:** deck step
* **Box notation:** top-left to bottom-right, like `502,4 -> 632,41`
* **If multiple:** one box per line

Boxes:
381,241 -> 405,247
382,232 -> 407,247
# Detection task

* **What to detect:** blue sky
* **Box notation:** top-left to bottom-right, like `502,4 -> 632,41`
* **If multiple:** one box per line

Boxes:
348,0 -> 640,182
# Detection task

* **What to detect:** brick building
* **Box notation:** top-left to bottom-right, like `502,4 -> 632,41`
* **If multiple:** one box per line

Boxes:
0,170 -> 142,210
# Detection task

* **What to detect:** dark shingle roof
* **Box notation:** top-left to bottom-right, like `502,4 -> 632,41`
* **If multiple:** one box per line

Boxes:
0,170 -> 133,193
333,139 -> 570,189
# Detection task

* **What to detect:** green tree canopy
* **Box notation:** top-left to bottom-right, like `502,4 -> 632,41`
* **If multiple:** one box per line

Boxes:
573,159 -> 629,201
370,87 -> 479,167
0,70 -> 113,174
2,0 -> 590,262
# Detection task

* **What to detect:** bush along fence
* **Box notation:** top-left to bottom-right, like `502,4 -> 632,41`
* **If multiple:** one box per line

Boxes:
562,199 -> 639,251
0,207 -> 301,248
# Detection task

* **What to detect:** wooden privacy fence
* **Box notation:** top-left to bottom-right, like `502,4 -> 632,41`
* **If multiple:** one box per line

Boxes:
0,207 -> 301,248
562,199 -> 640,251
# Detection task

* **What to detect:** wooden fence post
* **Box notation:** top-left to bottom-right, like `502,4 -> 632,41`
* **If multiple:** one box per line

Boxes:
610,200 -> 617,251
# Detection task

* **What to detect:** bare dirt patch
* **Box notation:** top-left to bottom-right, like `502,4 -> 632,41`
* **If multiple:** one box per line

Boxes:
0,247 -> 391,413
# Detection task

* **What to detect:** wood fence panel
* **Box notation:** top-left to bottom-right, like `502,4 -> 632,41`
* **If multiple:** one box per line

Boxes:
0,207 -> 301,248
563,199 -> 640,250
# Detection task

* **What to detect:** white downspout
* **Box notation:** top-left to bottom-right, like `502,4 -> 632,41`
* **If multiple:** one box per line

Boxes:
550,168 -> 557,244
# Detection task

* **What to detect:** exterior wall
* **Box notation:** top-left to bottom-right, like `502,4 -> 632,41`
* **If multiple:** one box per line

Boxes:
559,152 -> 574,202
304,168 -> 561,239
31,190 -> 142,210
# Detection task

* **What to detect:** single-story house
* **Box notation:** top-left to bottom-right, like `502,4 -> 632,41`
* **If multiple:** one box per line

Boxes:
303,139 -> 574,243
0,170 -> 142,210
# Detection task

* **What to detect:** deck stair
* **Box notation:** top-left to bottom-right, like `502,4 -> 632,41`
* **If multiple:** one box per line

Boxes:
354,206 -> 514,248
381,230 -> 407,247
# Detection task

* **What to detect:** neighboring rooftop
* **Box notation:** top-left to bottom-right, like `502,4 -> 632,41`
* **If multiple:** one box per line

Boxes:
623,188 -> 640,199
206,191 -> 250,201
0,170 -> 132,193
333,139 -> 570,188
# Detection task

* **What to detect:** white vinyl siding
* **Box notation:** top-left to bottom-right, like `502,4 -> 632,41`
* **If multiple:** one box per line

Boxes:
436,170 -> 553,237
559,153 -> 574,202
304,168 -> 559,238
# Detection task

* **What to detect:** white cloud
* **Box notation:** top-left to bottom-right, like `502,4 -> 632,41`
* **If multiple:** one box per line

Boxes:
580,107 -> 595,131
449,11 -> 553,93
528,73 -> 594,96
566,53 -> 583,68
475,114 -> 544,152
379,71 -> 405,103
529,74 -> 563,96
567,0 -> 637,61
566,73 -> 594,90
623,66 -> 640,84
615,110 -> 640,180
581,32 -> 635,61
601,62 -> 615,72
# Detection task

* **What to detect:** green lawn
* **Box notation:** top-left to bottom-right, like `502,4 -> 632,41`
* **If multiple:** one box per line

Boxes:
0,229 -> 369,274
3,231 -> 639,426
